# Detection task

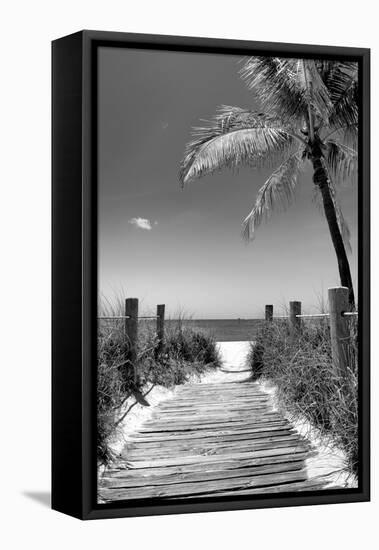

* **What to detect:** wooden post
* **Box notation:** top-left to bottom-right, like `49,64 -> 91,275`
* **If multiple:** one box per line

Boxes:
156,304 -> 165,353
328,287 -> 349,377
289,301 -> 301,332
265,305 -> 273,322
125,298 -> 138,383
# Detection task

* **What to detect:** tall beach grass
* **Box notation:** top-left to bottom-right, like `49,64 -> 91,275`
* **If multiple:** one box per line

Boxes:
97,299 -> 221,465
247,316 -> 358,474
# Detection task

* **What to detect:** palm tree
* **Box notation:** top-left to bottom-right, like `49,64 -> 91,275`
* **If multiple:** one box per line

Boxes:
179,58 -> 358,306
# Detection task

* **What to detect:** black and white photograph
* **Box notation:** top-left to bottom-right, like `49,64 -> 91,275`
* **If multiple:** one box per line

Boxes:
3,0 -> 377,542
96,46 -> 364,504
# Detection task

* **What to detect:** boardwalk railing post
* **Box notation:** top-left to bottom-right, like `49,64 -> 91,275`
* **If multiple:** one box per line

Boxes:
156,304 -> 165,354
265,305 -> 273,322
328,286 -> 349,377
125,298 -> 138,383
289,301 -> 301,332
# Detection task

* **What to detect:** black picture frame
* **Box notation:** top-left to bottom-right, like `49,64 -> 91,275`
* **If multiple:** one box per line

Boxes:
52,30 -> 370,520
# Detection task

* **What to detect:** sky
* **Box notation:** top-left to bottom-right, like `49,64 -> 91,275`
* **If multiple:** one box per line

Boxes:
98,47 -> 358,318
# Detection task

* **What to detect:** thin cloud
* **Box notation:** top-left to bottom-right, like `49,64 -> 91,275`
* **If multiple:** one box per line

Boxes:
128,217 -> 154,231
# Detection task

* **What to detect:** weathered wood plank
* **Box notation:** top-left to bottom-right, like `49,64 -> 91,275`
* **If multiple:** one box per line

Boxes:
129,424 -> 293,441
156,412 -> 270,419
218,479 -> 332,496
143,412 -> 282,425
106,450 -> 316,477
125,438 -> 309,460
171,394 -> 266,402
160,395 -> 269,403
128,428 -> 295,445
155,396 -> 270,405
173,392 -> 264,399
158,403 -> 269,413
137,421 -> 289,433
125,445 -> 311,469
169,396 -> 266,403
126,433 -> 301,453
174,479 -> 329,499
177,381 -> 258,388
100,469 -> 309,500
136,419 -> 290,434
154,410 -> 271,419
101,460 -> 305,488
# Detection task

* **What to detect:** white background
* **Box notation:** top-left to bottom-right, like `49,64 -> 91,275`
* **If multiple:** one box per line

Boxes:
0,1 -> 377,548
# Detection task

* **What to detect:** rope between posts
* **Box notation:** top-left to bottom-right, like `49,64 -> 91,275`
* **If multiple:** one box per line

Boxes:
98,315 -> 161,320
272,311 -> 358,320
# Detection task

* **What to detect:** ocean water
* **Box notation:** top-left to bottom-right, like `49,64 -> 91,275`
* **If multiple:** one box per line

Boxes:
165,319 -> 263,342
99,318 -> 265,342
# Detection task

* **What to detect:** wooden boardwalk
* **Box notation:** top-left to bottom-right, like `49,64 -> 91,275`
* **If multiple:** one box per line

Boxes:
99,379 -> 332,502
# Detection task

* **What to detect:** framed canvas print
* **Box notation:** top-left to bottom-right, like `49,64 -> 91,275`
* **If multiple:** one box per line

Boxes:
52,30 -> 370,520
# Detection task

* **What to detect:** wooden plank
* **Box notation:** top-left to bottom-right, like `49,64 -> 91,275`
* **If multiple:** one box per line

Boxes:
154,396 -> 271,404
125,445 -> 311,468
174,479 -> 329,499
162,391 -> 271,405
138,419 -> 289,433
149,414 -> 273,424
135,418 -> 289,432
157,408 -> 268,415
160,395 -> 269,403
170,396 -> 266,403
128,427 -> 295,444
144,411 -> 282,423
145,413 -> 280,422
125,437 -> 308,460
172,394 -> 266,401
177,381 -> 258,388
100,469 -> 309,500
140,417 -> 284,431
207,479 -> 331,496
161,397 -> 269,404
152,407 -> 272,418
173,392 -> 265,399
126,438 -> 305,459
102,460 -> 305,489
175,391 -> 262,396
124,433 -> 305,457
158,403 -> 270,412
150,414 -> 273,423
129,424 -> 293,441
105,450 -> 316,477
153,404 -> 272,413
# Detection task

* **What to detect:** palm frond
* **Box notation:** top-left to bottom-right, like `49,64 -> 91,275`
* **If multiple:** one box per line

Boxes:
180,106 -> 295,185
296,59 -> 333,124
322,61 -> 359,130
325,139 -> 358,185
240,57 -> 332,124
242,150 -> 303,240
240,57 -> 305,122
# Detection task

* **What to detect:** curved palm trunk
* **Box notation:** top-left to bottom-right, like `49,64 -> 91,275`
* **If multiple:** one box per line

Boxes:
311,145 -> 355,307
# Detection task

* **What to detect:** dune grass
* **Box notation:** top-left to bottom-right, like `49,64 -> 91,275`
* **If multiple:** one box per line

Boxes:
97,305 -> 221,465
247,317 -> 358,474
